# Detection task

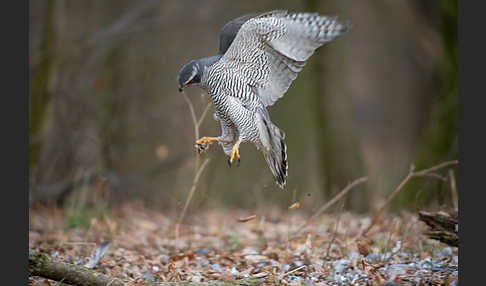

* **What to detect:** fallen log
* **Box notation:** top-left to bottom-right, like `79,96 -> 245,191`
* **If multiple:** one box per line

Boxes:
418,211 -> 458,247
29,249 -> 124,286
29,249 -> 264,286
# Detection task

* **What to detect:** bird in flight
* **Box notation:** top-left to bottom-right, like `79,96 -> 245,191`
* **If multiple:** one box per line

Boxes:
178,10 -> 347,188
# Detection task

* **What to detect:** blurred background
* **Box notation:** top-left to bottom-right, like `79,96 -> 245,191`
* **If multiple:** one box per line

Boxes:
29,0 -> 457,223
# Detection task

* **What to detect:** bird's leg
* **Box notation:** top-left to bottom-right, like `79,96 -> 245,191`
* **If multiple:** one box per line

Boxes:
195,136 -> 219,153
229,140 -> 241,167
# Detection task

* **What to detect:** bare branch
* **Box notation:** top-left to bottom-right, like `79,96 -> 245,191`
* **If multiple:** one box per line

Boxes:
181,91 -> 200,141
361,160 -> 459,237
197,101 -> 213,128
412,160 -> 458,176
175,91 -> 213,241
30,249 -> 264,286
325,201 -> 345,258
417,172 -> 447,181
29,249 -> 124,286
281,265 -> 306,278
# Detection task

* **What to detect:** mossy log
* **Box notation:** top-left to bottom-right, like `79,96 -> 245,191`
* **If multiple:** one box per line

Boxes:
418,210 -> 458,247
29,249 -> 264,286
29,249 -> 124,286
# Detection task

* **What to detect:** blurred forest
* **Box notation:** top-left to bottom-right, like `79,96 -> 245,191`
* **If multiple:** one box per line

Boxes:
29,0 -> 457,220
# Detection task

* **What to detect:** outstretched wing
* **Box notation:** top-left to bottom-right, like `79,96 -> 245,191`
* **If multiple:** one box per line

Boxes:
219,10 -> 348,106
218,12 -> 260,55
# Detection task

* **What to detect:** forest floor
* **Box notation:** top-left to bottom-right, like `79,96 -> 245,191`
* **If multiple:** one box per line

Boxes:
29,202 -> 458,285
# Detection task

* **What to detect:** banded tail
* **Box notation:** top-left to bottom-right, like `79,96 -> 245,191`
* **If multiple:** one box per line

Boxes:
257,111 -> 288,188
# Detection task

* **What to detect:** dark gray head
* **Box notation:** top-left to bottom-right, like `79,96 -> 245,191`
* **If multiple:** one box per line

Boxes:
178,60 -> 202,92
177,55 -> 222,92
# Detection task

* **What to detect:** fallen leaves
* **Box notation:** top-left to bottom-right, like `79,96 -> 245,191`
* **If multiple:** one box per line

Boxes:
29,203 -> 458,285
357,235 -> 373,256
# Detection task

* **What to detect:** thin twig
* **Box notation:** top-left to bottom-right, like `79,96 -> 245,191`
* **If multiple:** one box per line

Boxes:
325,201 -> 345,258
197,101 -> 212,128
383,218 -> 397,255
419,173 -> 447,181
181,91 -> 200,141
293,176 -> 368,236
413,160 -> 458,176
175,91 -> 212,241
175,158 -> 210,240
361,160 -> 458,237
282,265 -> 306,277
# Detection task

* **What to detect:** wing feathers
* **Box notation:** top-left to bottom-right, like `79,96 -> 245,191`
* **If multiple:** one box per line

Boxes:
219,11 -> 347,106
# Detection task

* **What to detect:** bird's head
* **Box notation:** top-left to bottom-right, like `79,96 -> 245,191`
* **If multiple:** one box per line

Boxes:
177,60 -> 202,92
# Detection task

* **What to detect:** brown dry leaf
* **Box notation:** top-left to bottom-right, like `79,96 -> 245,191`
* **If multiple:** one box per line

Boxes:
185,250 -> 195,260
267,252 -> 279,261
169,253 -> 186,262
238,214 -> 256,223
288,202 -> 301,210
357,236 -> 373,256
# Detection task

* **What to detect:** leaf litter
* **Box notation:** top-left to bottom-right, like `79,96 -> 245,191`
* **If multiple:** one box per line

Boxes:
29,202 -> 458,285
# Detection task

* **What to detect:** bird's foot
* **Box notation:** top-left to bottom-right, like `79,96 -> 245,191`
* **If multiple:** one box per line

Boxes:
195,137 -> 219,154
227,156 -> 240,168
228,141 -> 241,167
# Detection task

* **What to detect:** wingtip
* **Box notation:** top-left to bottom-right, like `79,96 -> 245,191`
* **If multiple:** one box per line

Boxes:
334,17 -> 352,33
342,20 -> 352,32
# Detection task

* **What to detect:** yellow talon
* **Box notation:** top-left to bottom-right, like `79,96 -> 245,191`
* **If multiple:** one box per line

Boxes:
229,140 -> 241,165
195,137 -> 219,153
196,136 -> 219,145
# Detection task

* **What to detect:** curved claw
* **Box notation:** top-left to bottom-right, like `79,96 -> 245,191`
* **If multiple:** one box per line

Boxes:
229,140 -> 241,166
195,137 -> 218,153
195,142 -> 208,153
227,156 -> 240,168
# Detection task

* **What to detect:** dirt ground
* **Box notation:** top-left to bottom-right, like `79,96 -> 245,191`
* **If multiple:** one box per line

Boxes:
29,202 -> 458,285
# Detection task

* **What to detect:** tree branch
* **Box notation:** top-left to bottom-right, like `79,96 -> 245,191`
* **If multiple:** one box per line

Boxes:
175,91 -> 212,240
29,249 -> 124,286
30,250 -> 264,286
360,160 -> 458,237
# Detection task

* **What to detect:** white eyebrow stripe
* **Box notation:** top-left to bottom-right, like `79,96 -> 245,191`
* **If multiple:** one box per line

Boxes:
183,66 -> 198,85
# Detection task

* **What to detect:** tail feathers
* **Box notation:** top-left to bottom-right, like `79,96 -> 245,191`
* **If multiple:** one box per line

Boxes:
261,120 -> 288,189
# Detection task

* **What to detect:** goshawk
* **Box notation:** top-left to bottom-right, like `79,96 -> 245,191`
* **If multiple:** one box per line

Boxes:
178,10 -> 347,188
